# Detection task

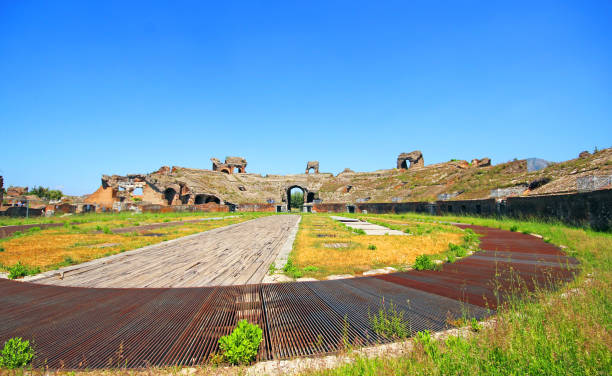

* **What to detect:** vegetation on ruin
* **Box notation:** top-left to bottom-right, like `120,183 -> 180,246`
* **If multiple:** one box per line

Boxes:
0,213 -> 264,276
299,213 -> 612,376
286,214 -> 465,278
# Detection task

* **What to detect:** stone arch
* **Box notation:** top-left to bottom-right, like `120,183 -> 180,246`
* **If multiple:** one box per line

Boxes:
286,185 -> 307,211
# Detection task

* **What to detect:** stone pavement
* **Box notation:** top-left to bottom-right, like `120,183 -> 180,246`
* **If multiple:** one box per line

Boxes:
330,216 -> 407,235
30,215 -> 301,288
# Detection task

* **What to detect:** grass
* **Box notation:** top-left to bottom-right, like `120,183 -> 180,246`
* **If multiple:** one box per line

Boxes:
0,213 -> 262,276
299,213 -> 612,376
288,214 -> 464,278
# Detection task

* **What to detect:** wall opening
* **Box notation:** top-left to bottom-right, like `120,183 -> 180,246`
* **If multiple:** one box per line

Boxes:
164,188 -> 177,205
306,192 -> 315,203
195,194 -> 221,205
132,187 -> 143,196
287,186 -> 305,212
400,160 -> 408,169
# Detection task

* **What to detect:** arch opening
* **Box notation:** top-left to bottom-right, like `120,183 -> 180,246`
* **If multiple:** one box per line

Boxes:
287,186 -> 305,212
164,188 -> 177,205
195,194 -> 221,205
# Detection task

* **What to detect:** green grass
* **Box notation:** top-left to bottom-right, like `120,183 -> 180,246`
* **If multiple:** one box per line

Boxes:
300,213 -> 612,376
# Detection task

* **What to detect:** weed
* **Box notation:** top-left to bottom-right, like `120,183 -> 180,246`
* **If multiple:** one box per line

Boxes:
447,253 -> 456,263
218,320 -> 262,365
510,225 -> 519,232
0,337 -> 34,369
449,243 -> 467,257
470,317 -> 482,332
369,300 -> 409,339
0,246 -> 4,253
368,244 -> 377,250
414,255 -> 435,271
7,262 -> 40,279
303,266 -> 319,272
283,258 -> 303,278
102,227 -> 112,235
352,228 -> 366,235
268,262 -> 276,274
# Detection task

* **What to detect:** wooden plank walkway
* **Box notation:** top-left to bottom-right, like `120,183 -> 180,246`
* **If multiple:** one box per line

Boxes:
30,215 -> 300,288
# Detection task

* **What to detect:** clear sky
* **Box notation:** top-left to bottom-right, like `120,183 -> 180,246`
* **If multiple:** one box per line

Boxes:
1,1 -> 610,195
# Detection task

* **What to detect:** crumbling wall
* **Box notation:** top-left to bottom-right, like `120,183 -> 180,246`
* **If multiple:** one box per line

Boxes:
397,151 -> 424,169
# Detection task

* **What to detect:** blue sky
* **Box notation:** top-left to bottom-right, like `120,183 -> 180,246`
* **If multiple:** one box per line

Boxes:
1,1 -> 610,195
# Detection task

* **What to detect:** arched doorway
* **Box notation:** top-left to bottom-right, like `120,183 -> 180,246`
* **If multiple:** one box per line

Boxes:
287,186 -> 305,212
194,194 -> 221,205
164,188 -> 177,205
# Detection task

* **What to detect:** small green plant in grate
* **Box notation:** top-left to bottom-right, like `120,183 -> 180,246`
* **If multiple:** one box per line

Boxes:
0,337 -> 34,369
414,254 -> 435,270
369,300 -> 409,339
218,320 -> 262,365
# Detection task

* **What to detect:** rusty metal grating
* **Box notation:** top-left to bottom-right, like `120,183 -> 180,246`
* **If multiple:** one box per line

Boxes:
0,225 -> 578,369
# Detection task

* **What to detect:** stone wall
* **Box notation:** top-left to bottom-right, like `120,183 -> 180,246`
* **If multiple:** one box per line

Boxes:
506,189 -> 612,231
435,199 -> 498,216
236,203 -> 277,212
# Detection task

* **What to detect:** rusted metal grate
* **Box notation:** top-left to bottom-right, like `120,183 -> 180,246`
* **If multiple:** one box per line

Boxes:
0,224 -> 578,369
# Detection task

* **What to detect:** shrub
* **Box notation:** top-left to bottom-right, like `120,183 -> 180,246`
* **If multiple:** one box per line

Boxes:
414,255 -> 435,271
7,262 -> 40,279
368,244 -> 377,250
369,300 -> 409,339
102,227 -> 112,235
447,253 -> 456,263
218,320 -> 262,365
449,243 -> 467,257
510,225 -> 519,232
0,337 -> 34,369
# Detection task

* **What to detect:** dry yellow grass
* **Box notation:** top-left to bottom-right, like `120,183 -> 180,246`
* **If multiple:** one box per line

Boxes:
0,216 -> 251,272
291,214 -> 464,277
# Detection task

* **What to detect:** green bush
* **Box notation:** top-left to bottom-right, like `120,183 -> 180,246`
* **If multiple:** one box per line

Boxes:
369,300 -> 409,339
102,227 -> 112,234
510,225 -> 519,232
449,243 -> 467,257
414,255 -> 435,271
218,320 -> 262,365
283,258 -> 303,279
7,262 -> 40,279
368,244 -> 377,250
0,337 -> 34,369
447,253 -> 456,263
